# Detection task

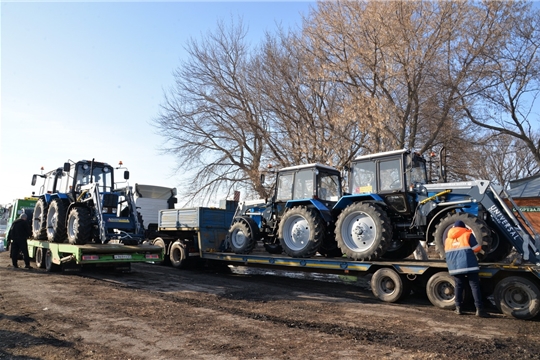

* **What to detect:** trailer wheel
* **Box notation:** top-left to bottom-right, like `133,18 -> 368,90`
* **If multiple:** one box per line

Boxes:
426,272 -> 455,309
279,206 -> 325,258
35,247 -> 46,269
228,218 -> 258,254
335,202 -> 391,261
433,213 -> 492,261
45,249 -> 61,273
32,198 -> 49,240
46,199 -> 67,243
494,276 -> 540,320
371,268 -> 410,302
67,207 -> 92,245
152,237 -> 170,266
170,241 -> 188,269
382,239 -> 419,260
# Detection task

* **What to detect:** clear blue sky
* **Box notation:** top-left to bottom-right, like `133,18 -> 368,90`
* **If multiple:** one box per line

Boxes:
0,1 -> 313,205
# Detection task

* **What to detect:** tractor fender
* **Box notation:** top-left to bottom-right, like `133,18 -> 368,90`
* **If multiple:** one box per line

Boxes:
66,201 -> 90,216
425,204 -> 466,243
333,194 -> 385,212
284,199 -> 334,223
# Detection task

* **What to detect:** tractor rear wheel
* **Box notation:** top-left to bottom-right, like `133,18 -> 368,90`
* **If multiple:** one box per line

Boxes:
67,207 -> 92,245
335,202 -> 392,261
278,206 -> 325,258
228,217 -> 259,254
46,199 -> 67,243
433,213 -> 492,261
32,198 -> 49,240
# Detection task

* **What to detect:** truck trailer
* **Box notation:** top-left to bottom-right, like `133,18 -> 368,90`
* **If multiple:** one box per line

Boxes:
4,196 -> 164,272
151,200 -> 540,320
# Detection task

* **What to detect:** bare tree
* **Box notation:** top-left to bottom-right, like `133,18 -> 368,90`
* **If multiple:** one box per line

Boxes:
156,2 -> 540,203
155,19 -> 268,204
458,1 -> 540,168
468,134 -> 540,187
254,29 -> 367,170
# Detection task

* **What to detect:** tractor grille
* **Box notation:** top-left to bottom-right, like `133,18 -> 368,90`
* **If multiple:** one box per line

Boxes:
102,193 -> 119,208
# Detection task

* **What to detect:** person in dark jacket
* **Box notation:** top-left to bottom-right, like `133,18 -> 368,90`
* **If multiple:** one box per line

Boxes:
7,213 -> 32,269
444,220 -> 488,317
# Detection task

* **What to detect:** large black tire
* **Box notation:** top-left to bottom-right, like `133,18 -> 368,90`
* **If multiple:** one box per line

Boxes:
67,207 -> 93,245
170,241 -> 188,269
382,239 -> 420,260
46,199 -> 67,243
426,272 -> 455,309
483,230 -> 514,262
278,206 -> 325,258
45,249 -> 62,272
335,202 -> 392,261
371,267 -> 411,303
433,212 -> 492,261
152,237 -> 170,266
35,247 -> 46,269
228,218 -> 259,254
494,276 -> 540,320
32,198 -> 49,240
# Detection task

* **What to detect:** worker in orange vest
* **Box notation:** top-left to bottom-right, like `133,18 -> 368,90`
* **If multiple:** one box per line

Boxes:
444,220 -> 488,317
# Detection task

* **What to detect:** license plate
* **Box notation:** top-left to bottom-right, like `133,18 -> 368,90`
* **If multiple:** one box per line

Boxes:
114,254 -> 132,260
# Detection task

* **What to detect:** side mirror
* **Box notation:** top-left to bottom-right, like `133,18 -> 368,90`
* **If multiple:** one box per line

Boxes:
124,170 -> 130,180
438,147 -> 447,183
63,162 -> 71,172
31,174 -> 37,186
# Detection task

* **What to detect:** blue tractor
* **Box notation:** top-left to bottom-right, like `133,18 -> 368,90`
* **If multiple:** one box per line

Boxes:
227,163 -> 343,258
31,159 -> 144,245
332,149 -> 539,264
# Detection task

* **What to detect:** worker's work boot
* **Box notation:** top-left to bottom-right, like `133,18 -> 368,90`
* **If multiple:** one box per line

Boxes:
476,308 -> 489,318
455,306 -> 463,315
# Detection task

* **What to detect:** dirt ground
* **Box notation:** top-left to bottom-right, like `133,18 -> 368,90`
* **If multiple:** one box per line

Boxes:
1,251 -> 540,360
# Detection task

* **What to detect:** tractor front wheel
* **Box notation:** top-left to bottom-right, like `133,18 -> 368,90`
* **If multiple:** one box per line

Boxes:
67,207 -> 92,245
228,217 -> 259,254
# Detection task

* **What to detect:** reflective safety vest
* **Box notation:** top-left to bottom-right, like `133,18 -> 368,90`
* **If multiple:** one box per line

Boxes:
444,226 -> 481,275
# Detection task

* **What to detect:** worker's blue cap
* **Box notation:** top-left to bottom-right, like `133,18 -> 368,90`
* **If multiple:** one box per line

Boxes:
454,220 -> 466,228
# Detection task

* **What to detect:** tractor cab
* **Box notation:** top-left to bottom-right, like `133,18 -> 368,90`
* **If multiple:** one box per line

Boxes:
273,163 -> 342,215
349,149 -> 427,215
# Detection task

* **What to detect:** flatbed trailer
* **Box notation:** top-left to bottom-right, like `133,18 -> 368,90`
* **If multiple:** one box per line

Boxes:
26,239 -> 163,272
152,205 -> 540,320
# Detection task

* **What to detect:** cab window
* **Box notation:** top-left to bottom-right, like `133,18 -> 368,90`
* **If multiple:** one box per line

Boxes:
379,159 -> 402,191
